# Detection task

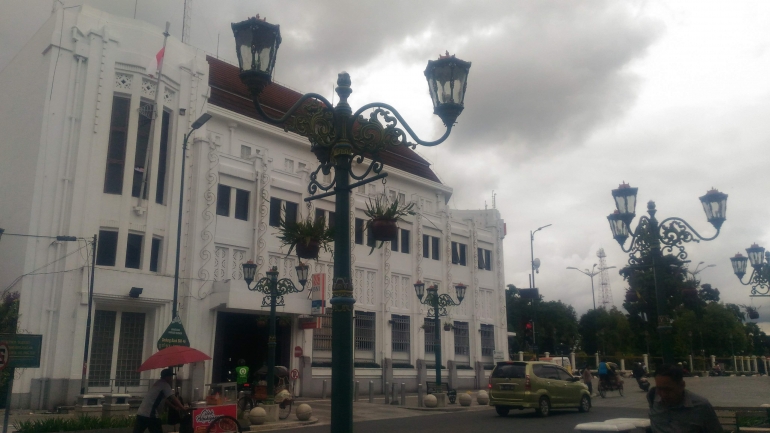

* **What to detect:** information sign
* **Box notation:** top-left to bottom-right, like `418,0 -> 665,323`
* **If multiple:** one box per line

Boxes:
310,273 -> 326,315
0,334 -> 42,369
157,319 -> 190,350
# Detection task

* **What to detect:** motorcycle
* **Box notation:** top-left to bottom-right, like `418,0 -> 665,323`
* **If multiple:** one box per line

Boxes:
635,376 -> 650,392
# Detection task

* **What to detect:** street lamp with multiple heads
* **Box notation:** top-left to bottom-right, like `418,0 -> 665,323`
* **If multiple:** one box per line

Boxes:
566,263 -> 616,310
241,261 -> 308,402
605,183 -> 727,365
172,113 -> 212,320
414,282 -> 465,390
231,16 -> 470,433
730,243 -> 770,296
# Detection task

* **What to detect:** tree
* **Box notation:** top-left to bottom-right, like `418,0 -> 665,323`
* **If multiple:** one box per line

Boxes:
505,284 -> 579,354
578,307 -> 634,355
0,291 -> 19,409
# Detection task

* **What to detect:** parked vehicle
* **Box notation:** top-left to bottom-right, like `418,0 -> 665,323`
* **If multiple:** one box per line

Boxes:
540,356 -> 573,374
488,361 -> 591,417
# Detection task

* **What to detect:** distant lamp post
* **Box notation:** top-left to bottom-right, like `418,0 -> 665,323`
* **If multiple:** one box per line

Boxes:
414,282 -> 465,392
566,263 -> 615,310
232,15 -> 470,433
172,113 -> 212,320
241,261 -> 308,402
606,183 -> 727,365
730,244 -> 770,296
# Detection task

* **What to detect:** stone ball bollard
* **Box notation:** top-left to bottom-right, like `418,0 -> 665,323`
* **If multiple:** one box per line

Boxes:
424,393 -> 438,408
458,392 -> 472,406
476,390 -> 489,405
295,403 -> 312,421
248,407 -> 267,425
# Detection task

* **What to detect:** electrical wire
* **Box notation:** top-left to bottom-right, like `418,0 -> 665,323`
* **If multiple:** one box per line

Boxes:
2,244 -> 89,292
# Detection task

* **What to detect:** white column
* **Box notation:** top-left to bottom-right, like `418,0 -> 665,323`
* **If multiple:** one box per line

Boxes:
570,352 -> 576,371
595,353 -> 600,367
688,355 -> 694,372
518,351 -> 523,362
752,356 -> 758,373
620,359 -> 625,371
643,354 -> 649,370
545,352 -> 550,359
710,355 -> 716,369
733,356 -> 738,373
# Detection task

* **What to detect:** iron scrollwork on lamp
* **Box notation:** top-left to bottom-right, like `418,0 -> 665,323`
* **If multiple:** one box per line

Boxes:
730,244 -> 770,296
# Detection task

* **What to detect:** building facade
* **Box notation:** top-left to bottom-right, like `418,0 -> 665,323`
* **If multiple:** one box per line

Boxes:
0,5 -> 507,409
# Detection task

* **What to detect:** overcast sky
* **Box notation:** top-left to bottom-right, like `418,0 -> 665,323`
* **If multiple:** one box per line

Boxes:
3,1 -> 770,331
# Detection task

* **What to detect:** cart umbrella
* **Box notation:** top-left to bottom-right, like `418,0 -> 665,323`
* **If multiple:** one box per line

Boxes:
137,345 -> 211,372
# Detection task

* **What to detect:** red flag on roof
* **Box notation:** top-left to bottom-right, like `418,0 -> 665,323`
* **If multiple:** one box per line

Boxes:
148,47 -> 165,78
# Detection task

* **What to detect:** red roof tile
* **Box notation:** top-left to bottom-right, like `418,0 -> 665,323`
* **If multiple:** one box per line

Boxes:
207,56 -> 441,184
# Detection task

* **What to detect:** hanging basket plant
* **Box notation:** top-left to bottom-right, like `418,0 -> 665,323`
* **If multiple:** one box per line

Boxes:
256,316 -> 268,328
276,214 -> 334,260
443,322 -> 454,332
363,196 -> 415,254
746,306 -> 760,320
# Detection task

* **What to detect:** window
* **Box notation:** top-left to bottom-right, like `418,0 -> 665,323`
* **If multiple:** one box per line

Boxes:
391,315 -> 410,353
354,311 -> 375,351
451,241 -> 467,266
423,235 -> 430,258
240,145 -> 251,159
400,230 -> 410,254
284,158 -> 294,173
234,189 -> 249,221
481,324 -> 495,357
366,224 -> 374,247
424,318 -> 437,354
491,363 -> 526,379
125,233 -> 143,269
557,368 -> 573,381
103,96 -> 131,194
131,101 -> 153,198
315,209 -> 335,228
454,321 -> 470,356
217,185 -> 231,216
155,110 -> 170,204
96,230 -> 119,266
432,237 -> 440,260
313,313 -> 333,351
355,218 -> 364,245
391,229 -> 399,252
149,238 -> 161,272
269,198 -> 298,227
478,248 -> 492,271
88,310 -> 146,388
398,193 -> 406,204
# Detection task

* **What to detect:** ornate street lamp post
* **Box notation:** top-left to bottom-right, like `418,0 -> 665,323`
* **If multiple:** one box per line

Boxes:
232,16 -> 470,433
414,282 -> 465,391
729,244 -> 770,296
606,183 -> 727,365
241,261 -> 308,402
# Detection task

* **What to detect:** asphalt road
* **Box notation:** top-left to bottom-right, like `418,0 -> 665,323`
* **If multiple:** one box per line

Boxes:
280,406 -> 650,433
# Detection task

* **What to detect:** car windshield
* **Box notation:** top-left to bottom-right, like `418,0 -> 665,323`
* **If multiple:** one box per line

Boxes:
492,362 -> 526,379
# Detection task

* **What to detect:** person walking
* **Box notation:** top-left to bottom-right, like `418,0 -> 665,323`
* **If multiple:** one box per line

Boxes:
235,359 -> 250,393
134,368 -> 186,433
582,366 -> 594,396
647,364 -> 723,433
598,359 -> 608,385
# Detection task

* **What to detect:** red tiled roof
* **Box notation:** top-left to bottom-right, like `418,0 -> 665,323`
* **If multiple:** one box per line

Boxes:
206,56 -> 441,183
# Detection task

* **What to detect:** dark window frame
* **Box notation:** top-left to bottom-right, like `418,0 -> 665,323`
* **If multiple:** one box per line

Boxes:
391,315 -> 410,353
355,218 -> 364,245
149,237 -> 161,272
131,100 -> 153,199
481,324 -> 495,357
423,234 -> 430,258
155,109 -> 171,204
431,236 -> 440,260
354,311 -> 376,351
453,321 -> 470,356
96,230 -> 119,267
125,233 -> 143,269
217,184 -> 231,217
478,248 -> 492,271
424,318 -> 437,354
103,96 -> 131,195
400,229 -> 410,254
234,188 -> 250,221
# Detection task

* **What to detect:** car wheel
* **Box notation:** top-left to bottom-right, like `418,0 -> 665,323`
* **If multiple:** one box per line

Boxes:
495,406 -> 510,417
578,395 -> 591,413
535,397 -> 550,417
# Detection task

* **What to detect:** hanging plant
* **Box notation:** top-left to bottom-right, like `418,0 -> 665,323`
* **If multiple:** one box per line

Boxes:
256,316 -> 268,328
363,196 -> 415,254
276,213 -> 334,260
278,316 -> 292,327
744,305 -> 760,320
443,322 -> 454,331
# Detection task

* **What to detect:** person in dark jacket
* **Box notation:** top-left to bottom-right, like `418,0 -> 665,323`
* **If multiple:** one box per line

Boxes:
647,364 -> 722,433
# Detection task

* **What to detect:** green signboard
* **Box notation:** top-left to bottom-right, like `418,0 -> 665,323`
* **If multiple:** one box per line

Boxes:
0,334 -> 42,370
157,320 -> 190,350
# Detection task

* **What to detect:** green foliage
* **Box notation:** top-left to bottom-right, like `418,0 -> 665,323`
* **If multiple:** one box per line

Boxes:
579,307 -> 634,355
14,415 -> 135,433
363,196 -> 415,227
276,213 -> 334,258
505,285 -> 579,354
0,291 -> 19,395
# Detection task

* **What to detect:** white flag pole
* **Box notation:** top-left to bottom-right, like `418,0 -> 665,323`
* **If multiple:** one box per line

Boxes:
138,21 -> 171,207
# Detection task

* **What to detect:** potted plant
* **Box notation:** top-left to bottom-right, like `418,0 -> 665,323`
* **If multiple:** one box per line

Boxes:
276,214 -> 334,260
363,195 -> 415,247
746,306 -> 760,320
443,322 -> 454,331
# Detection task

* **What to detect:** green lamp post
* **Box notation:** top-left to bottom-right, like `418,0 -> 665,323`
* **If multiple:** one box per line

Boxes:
232,16 -> 470,433
606,183 -> 727,365
730,244 -> 770,296
414,282 -> 465,392
241,261 -> 308,403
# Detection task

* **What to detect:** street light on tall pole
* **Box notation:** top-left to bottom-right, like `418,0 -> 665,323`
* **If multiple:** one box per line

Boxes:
729,244 -> 770,296
414,282 -> 465,391
530,224 -> 551,289
567,264 -> 599,310
172,113 -> 212,320
231,16 -> 471,433
606,183 -> 728,365
241,262 -> 308,404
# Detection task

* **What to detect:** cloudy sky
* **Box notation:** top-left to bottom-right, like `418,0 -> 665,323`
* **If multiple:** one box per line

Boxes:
3,1 -> 770,329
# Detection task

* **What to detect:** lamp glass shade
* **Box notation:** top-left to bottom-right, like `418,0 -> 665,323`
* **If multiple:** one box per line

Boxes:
426,285 -> 438,299
242,261 -> 257,285
730,253 -> 748,278
699,189 -> 728,230
295,263 -> 309,287
231,17 -> 281,97
414,281 -> 425,300
424,54 -> 471,126
746,244 -> 765,268
455,284 -> 466,302
611,183 -> 638,224
607,212 -> 629,245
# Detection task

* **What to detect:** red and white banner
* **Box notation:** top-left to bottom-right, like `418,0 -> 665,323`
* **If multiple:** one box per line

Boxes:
192,405 -> 237,433
147,47 -> 165,77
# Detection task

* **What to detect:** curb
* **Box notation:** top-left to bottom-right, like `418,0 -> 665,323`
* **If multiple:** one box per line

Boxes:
246,417 -> 319,432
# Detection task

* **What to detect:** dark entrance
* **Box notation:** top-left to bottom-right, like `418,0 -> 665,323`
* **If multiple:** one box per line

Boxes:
212,312 -> 292,383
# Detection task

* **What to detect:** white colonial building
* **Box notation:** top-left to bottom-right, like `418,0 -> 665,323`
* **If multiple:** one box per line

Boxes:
0,5 -> 507,409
